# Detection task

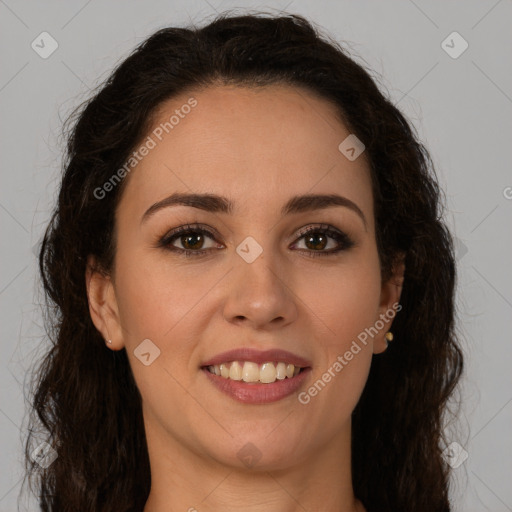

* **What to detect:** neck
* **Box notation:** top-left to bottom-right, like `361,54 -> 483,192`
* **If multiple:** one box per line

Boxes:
142,417 -> 365,512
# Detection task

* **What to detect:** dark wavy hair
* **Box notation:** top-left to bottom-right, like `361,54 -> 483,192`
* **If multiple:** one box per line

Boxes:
23,10 -> 464,512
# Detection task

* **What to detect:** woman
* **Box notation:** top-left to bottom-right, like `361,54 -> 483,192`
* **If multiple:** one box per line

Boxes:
24,11 -> 464,512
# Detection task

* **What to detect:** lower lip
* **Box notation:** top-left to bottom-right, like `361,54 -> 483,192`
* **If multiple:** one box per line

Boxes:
202,367 -> 311,404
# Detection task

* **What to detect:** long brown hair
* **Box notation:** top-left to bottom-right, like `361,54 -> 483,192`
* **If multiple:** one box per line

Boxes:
24,11 -> 464,511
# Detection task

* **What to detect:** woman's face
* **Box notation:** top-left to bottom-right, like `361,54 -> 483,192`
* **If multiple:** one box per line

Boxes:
89,84 -> 401,471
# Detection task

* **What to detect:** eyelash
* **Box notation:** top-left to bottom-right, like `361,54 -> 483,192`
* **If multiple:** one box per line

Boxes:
157,223 -> 355,258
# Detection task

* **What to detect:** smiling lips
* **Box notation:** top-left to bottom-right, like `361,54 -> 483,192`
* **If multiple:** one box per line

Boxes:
201,348 -> 312,403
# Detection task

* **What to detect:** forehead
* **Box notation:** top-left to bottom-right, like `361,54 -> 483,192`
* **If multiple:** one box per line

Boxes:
117,84 -> 374,224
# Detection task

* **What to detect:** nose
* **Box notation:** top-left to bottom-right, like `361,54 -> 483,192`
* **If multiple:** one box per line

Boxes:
222,251 -> 298,330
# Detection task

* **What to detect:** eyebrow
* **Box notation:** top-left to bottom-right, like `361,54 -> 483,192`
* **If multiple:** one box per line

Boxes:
141,192 -> 367,229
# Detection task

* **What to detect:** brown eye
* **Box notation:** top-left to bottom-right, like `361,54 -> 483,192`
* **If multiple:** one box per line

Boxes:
292,224 -> 354,256
159,224 -> 222,256
179,232 -> 206,250
303,232 -> 329,251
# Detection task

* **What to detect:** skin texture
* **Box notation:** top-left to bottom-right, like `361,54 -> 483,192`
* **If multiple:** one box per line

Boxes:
86,85 -> 404,512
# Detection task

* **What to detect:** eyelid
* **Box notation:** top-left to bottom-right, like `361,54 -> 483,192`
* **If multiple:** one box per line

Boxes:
158,222 -> 354,255
158,224 -> 222,249
291,223 -> 355,252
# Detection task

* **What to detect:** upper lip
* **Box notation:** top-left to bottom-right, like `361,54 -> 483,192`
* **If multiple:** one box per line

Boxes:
201,348 -> 312,368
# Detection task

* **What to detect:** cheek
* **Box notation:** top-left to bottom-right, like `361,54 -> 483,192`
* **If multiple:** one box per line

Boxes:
297,252 -> 382,343
113,251 -> 203,409
295,252 -> 381,411
112,248 -> 223,396
113,247 -> 204,340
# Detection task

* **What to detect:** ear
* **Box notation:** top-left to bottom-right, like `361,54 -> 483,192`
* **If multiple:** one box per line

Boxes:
85,255 -> 124,350
373,252 -> 405,354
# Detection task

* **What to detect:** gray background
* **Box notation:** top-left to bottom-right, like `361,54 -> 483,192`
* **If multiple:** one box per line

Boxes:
1,0 -> 511,510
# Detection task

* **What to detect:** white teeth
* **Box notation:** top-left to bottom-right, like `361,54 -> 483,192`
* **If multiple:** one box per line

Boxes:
275,362 -> 287,380
260,362 -> 277,383
242,362 -> 260,383
207,361 -> 304,383
220,363 -> 229,378
229,361 -> 243,380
